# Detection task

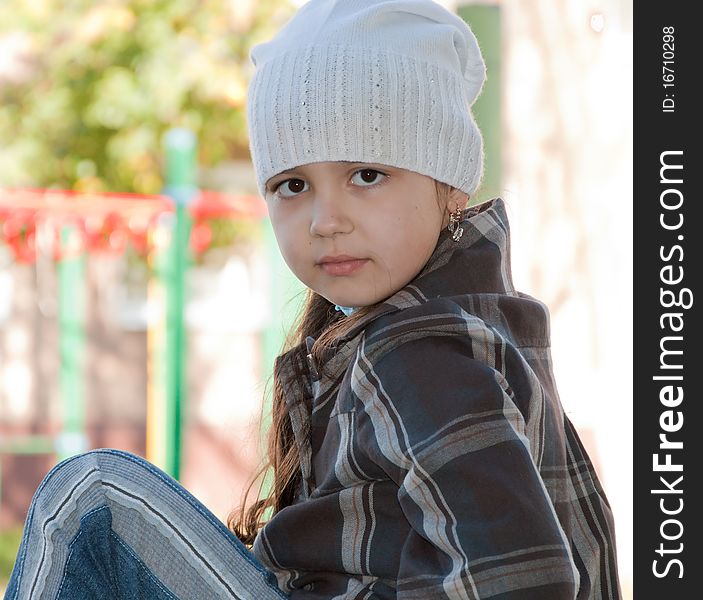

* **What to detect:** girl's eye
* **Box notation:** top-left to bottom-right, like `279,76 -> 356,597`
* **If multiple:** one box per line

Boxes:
275,178 -> 309,198
351,169 -> 386,187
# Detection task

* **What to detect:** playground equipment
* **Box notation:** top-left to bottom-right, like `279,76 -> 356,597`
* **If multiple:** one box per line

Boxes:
149,128 -> 199,480
0,3 -> 501,497
0,127 -> 299,492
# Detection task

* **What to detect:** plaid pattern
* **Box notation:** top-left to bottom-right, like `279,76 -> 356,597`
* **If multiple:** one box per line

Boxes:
252,198 -> 621,599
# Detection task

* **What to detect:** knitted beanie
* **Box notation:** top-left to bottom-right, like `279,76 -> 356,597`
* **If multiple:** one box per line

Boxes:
246,0 -> 486,198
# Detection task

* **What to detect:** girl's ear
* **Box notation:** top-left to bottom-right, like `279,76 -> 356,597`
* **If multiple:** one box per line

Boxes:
447,187 -> 469,213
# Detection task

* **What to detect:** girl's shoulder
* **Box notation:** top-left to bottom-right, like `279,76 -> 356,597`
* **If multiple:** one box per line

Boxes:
360,292 -> 551,363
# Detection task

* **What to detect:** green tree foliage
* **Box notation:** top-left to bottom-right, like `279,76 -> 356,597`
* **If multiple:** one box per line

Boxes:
0,527 -> 23,590
0,0 -> 294,194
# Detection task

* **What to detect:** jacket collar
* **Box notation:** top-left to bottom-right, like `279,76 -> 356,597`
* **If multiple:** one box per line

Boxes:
331,196 -> 516,345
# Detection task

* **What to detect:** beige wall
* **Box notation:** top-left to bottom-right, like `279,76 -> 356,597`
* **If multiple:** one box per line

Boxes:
497,0 -> 633,594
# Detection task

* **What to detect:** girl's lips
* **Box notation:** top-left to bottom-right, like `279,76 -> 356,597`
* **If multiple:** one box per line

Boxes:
319,258 -> 369,276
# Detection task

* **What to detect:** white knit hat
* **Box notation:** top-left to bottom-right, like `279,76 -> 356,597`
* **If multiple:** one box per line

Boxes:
247,0 -> 486,198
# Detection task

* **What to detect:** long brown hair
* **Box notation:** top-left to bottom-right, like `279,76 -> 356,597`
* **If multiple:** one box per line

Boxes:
228,181 -> 455,545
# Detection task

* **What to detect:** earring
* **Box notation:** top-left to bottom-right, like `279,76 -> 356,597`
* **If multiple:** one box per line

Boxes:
447,206 -> 464,242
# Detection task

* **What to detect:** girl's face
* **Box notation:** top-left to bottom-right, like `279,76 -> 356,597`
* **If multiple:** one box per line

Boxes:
265,161 -> 459,309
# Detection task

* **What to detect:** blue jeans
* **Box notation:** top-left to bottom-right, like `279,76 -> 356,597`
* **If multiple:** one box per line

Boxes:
4,449 -> 289,600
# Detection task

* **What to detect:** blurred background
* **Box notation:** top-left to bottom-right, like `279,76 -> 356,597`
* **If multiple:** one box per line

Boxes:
0,0 -> 632,596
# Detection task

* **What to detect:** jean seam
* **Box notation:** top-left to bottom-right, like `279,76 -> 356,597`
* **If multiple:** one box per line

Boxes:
55,528 -> 82,599
109,530 -> 180,600
54,504 -> 179,600
56,505 -> 115,598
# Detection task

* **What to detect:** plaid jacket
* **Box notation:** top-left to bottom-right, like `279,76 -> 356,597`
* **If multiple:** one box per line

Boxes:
252,198 -> 621,600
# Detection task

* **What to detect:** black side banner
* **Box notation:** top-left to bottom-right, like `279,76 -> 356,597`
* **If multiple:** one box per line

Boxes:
633,3 -> 700,598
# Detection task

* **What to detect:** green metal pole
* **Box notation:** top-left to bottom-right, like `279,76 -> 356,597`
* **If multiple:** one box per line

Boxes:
160,128 -> 197,480
56,227 -> 88,461
457,3 -> 502,205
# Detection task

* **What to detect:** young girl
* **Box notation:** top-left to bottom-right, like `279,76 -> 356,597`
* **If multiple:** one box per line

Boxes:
6,1 -> 621,599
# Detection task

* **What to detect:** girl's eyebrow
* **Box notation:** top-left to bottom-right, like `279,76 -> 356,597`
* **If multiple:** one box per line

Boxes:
270,169 -> 296,180
351,162 -> 397,174
266,169 -> 300,189
346,162 -> 391,169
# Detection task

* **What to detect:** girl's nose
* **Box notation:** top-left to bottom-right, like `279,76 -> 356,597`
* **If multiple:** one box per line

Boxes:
309,194 -> 353,238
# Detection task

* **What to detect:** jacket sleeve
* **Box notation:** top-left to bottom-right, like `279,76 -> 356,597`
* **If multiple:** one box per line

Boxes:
354,334 -> 579,599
